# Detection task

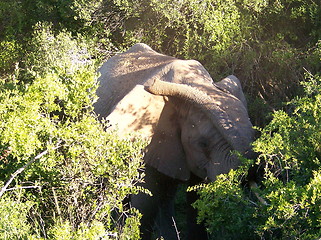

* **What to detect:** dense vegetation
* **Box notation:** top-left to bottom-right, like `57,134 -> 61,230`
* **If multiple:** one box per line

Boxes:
0,0 -> 320,239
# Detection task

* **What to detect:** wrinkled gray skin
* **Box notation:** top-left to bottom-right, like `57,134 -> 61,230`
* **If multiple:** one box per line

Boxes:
94,43 -> 254,239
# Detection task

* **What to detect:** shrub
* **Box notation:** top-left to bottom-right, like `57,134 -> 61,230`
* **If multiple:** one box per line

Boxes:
0,0 -> 104,39
0,196 -> 34,239
192,73 -> 321,239
0,25 -> 145,239
1,1 -> 321,238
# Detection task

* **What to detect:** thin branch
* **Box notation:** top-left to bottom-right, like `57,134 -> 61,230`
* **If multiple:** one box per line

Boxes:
5,186 -> 41,191
0,146 -> 60,198
172,216 -> 181,240
52,187 -> 62,221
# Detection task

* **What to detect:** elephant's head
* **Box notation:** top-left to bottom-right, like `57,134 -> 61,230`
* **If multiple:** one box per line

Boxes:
95,43 -> 254,182
144,76 -> 254,181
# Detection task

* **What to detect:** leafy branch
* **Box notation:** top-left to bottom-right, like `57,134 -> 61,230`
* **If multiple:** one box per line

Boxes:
0,145 -> 61,198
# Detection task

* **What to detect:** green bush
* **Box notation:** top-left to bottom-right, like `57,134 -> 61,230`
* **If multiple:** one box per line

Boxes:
192,73 -> 321,239
0,0 -> 104,39
0,196 -> 34,239
0,0 -> 321,239
0,25 -> 145,239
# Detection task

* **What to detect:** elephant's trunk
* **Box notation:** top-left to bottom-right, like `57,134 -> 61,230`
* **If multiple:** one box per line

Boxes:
145,79 -> 253,154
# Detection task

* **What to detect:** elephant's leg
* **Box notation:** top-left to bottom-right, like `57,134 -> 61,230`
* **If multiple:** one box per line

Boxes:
186,174 -> 208,240
131,165 -> 179,240
131,166 -> 158,239
154,178 -> 179,239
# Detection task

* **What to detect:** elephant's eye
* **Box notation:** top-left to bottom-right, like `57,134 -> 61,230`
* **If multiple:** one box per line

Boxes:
198,139 -> 209,149
198,138 -> 211,157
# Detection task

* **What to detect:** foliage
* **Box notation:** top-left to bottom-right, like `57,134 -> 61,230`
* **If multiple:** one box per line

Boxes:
192,73 -> 321,239
0,0 -> 103,39
0,40 -> 20,78
0,196 -> 34,239
0,25 -> 145,239
190,169 -> 257,239
0,0 -> 321,238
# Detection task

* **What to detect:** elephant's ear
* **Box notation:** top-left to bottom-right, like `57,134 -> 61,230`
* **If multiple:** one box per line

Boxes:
144,101 -> 190,181
106,85 -> 190,181
105,85 -> 165,139
214,75 -> 248,108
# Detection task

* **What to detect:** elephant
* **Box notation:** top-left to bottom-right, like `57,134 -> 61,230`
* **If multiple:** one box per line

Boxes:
94,43 -> 255,239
